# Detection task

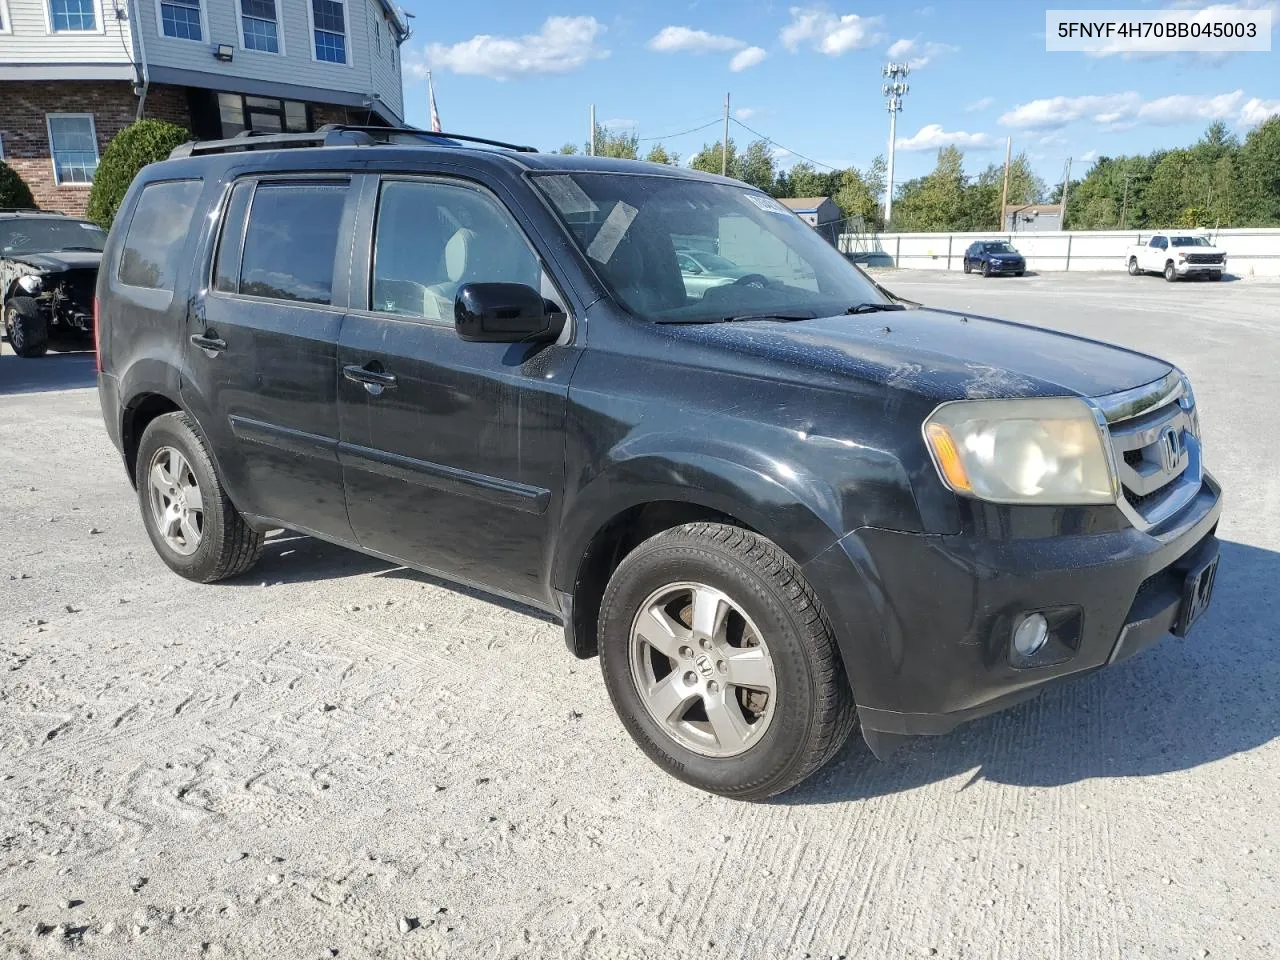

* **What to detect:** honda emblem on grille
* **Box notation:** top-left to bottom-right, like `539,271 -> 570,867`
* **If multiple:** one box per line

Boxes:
1158,426 -> 1184,473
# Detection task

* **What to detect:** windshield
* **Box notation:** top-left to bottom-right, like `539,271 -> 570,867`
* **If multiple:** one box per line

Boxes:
1169,236 -> 1210,247
534,173 -> 887,322
0,218 -> 106,256
983,242 -> 1017,254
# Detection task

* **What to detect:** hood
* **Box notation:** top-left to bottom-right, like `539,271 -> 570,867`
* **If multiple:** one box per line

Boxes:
9,250 -> 103,272
985,250 -> 1024,260
1175,245 -> 1226,255
671,307 -> 1172,402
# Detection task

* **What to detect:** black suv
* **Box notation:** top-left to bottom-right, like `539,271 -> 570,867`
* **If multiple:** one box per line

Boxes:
96,126 -> 1222,799
2,209 -> 106,357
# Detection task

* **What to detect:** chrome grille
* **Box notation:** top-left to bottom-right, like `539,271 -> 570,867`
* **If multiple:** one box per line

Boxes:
1096,372 -> 1203,530
1186,253 -> 1224,265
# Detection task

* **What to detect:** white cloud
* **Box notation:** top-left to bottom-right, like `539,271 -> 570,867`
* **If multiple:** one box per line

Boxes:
426,16 -> 608,80
735,107 -> 758,121
884,36 -> 956,68
1000,89 -> 1266,130
965,96 -> 994,113
780,7 -> 883,55
895,123 -> 997,151
730,46 -> 768,71
1240,97 -> 1280,126
648,25 -> 744,53
1080,149 -> 1098,162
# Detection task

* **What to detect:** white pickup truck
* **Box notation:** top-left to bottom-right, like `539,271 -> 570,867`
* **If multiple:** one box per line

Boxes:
1126,232 -> 1227,281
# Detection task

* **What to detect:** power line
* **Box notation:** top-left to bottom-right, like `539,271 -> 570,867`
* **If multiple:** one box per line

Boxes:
633,117 -> 723,143
729,117 -> 842,171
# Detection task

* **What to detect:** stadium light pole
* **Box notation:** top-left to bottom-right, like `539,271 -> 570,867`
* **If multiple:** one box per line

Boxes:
881,63 -> 910,226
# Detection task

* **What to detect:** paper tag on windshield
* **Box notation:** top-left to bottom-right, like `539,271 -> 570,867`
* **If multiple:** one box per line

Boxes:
539,175 -> 598,216
585,201 -> 638,264
745,193 -> 790,215
80,221 -> 99,230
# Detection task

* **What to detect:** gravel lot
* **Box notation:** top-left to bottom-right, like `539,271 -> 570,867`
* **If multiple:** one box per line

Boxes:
2,271 -> 1277,959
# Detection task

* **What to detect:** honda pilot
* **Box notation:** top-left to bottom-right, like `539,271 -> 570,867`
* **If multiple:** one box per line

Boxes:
95,125 -> 1222,799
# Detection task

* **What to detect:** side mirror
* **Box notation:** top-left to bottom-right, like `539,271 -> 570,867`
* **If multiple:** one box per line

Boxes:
454,282 -> 565,343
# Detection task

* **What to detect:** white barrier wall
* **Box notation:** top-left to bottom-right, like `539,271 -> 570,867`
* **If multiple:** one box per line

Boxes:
843,228 -> 1280,277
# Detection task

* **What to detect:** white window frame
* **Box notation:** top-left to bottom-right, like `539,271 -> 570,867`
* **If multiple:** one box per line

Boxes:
46,113 -> 100,188
0,0 -> 12,35
306,0 -> 352,67
154,0 -> 208,44
238,0 -> 285,56
44,0 -> 104,34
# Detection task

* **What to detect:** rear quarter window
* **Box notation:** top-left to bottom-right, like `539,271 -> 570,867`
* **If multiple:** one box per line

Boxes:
117,179 -> 204,290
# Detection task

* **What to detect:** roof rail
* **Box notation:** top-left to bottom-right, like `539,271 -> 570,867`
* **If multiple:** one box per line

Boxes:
168,124 -> 538,159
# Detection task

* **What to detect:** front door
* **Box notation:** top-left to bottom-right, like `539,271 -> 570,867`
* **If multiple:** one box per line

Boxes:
337,175 -> 578,604
184,175 -> 358,540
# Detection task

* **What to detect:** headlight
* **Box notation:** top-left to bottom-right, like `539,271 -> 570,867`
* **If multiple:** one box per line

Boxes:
1178,373 -> 1201,440
923,397 -> 1115,504
17,274 -> 43,293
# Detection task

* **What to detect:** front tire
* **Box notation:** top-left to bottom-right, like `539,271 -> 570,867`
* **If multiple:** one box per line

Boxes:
4,296 -> 48,358
981,261 -> 991,278
1164,262 -> 1178,282
135,411 -> 264,583
598,522 -> 856,800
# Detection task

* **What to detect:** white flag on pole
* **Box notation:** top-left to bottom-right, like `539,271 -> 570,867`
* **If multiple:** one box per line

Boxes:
427,70 -> 441,133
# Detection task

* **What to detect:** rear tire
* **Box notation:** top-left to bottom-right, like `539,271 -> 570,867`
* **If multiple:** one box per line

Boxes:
1164,262 -> 1178,282
598,522 -> 857,800
962,259 -> 971,274
1211,272 -> 1223,281
1127,257 -> 1141,276
135,411 -> 264,583
1014,270 -> 1024,277
4,296 -> 48,358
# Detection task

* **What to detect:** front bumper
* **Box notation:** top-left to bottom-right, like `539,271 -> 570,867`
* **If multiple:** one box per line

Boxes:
806,474 -> 1222,750
985,261 -> 1024,274
1175,261 -> 1225,275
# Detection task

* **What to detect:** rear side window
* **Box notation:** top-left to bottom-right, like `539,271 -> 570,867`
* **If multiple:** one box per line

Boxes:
229,182 -> 348,305
118,179 -> 203,290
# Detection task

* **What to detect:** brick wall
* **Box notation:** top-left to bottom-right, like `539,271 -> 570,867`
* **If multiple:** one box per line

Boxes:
0,82 -> 192,217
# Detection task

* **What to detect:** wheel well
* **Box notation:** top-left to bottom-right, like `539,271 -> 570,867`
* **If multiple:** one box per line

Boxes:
122,393 -> 182,486
566,501 -> 756,659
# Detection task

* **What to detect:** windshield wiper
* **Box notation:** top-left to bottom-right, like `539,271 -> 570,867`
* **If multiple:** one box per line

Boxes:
58,246 -> 102,252
845,302 -> 907,314
655,312 -> 817,325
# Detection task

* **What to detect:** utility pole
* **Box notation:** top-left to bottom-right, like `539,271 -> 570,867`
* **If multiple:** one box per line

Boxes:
721,92 -> 730,177
589,103 -> 596,157
1059,157 -> 1072,227
998,136 -> 1012,231
881,63 -> 910,226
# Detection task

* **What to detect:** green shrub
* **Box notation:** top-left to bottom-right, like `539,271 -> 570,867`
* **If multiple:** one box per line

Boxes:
0,161 -> 36,209
85,119 -> 191,228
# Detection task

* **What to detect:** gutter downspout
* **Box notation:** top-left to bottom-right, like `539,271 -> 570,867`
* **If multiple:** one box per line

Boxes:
125,0 -> 149,120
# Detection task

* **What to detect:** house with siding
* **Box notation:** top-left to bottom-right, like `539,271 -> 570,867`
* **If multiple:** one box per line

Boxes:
0,0 -> 409,213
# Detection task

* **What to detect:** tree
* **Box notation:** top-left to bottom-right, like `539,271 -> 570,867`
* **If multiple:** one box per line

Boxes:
0,161 -> 35,209
1238,117 -> 1280,225
689,138 -> 738,177
586,124 -> 638,160
85,119 -> 191,228
892,146 -> 967,231
644,143 -> 680,166
557,143 -> 579,155
832,167 -> 879,230
736,140 -> 776,191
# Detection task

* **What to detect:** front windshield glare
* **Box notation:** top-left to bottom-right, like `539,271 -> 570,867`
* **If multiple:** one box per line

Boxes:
534,173 -> 887,322
0,219 -> 106,255
1170,236 -> 1210,247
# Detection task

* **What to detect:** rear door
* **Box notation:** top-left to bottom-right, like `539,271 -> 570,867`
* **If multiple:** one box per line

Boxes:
182,174 -> 358,541
336,174 -> 579,604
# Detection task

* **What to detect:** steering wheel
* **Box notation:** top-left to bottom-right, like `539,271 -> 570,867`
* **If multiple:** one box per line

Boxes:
731,273 -> 771,290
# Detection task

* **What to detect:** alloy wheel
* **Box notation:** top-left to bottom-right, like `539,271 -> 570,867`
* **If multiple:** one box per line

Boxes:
147,445 -> 204,556
628,581 -> 777,758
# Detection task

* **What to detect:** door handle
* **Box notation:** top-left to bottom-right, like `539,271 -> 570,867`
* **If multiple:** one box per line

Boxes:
343,362 -> 397,395
190,332 -> 227,355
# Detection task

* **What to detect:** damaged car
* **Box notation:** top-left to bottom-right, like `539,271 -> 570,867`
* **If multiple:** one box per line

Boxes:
2,209 -> 105,358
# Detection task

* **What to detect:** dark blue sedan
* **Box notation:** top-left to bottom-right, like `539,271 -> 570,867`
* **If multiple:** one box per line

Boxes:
963,240 -> 1026,277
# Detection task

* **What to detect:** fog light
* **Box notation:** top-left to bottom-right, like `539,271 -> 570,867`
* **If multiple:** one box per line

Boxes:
1013,613 -> 1049,657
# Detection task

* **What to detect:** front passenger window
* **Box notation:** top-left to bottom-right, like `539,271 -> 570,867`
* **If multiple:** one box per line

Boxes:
371,179 -> 541,322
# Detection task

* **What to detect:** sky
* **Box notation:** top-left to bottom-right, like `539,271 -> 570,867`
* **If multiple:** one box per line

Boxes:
393,1 -> 1279,190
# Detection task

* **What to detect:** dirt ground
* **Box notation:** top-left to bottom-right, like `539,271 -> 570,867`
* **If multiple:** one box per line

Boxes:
1,271 -> 1277,959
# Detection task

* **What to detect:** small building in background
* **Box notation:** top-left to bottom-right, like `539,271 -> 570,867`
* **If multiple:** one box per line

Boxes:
1004,203 -> 1063,233
779,196 -> 842,228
